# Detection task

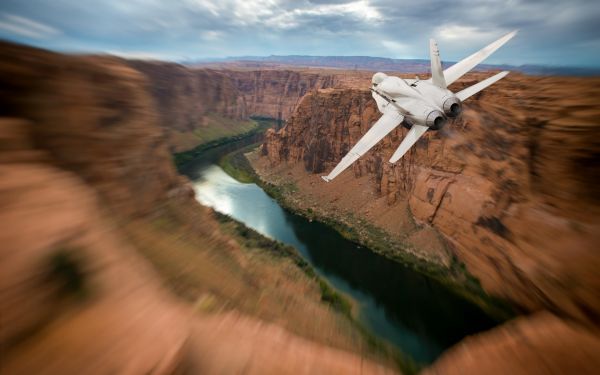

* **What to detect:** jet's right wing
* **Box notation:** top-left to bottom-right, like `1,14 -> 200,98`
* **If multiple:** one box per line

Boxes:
389,124 -> 429,163
322,110 -> 403,182
442,30 -> 517,86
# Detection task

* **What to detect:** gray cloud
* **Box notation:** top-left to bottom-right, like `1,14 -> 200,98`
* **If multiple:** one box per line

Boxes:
0,0 -> 598,66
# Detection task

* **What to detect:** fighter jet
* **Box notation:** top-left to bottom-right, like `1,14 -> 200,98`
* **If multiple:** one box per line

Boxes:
321,30 -> 517,182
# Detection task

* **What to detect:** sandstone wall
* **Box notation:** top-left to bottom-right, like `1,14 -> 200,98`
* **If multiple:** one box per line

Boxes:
0,42 -> 189,216
222,69 -> 340,120
127,62 -> 249,152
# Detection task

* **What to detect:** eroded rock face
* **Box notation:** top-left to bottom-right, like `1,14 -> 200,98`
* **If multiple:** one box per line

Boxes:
223,70 -> 340,120
261,76 -> 600,327
0,42 -> 185,216
127,62 -> 249,152
129,62 -> 248,125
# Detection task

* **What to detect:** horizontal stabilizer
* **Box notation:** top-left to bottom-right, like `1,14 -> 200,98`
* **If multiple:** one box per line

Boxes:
389,124 -> 429,163
322,110 -> 403,182
443,30 -> 517,86
455,71 -> 509,101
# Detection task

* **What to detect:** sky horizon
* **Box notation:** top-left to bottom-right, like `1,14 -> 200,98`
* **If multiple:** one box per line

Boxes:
0,1 -> 599,68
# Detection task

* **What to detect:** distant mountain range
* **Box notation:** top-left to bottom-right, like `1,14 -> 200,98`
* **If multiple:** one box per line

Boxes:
188,55 -> 600,76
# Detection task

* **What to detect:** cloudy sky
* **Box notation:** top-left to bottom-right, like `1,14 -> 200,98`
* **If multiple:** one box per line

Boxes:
0,0 -> 598,66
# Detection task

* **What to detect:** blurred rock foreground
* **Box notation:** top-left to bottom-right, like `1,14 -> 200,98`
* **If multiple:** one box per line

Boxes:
0,41 -> 395,374
1,39 -> 599,374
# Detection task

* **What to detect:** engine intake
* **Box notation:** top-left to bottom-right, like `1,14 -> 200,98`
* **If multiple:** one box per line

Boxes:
442,97 -> 462,118
426,110 -> 447,130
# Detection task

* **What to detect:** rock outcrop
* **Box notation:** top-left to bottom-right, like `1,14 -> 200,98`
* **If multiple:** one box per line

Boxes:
127,61 -> 249,152
222,69 -> 340,120
0,42 -> 184,216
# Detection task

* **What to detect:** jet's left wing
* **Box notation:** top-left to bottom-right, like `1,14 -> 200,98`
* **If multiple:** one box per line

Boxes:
389,124 -> 429,163
455,71 -> 509,101
322,110 -> 403,182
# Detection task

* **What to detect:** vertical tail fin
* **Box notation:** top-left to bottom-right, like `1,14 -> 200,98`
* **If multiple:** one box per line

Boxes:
430,39 -> 447,89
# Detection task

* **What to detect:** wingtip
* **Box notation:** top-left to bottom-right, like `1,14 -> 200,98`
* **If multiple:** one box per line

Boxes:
496,71 -> 510,79
321,176 -> 331,183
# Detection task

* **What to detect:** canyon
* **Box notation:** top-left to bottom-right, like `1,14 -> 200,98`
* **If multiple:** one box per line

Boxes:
256,73 -> 600,372
2,38 -> 599,374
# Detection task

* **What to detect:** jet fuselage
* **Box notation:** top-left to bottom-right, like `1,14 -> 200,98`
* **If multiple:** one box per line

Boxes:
373,75 -> 462,131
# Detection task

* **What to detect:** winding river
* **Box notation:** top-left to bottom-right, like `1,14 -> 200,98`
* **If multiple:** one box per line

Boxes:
180,143 -> 499,364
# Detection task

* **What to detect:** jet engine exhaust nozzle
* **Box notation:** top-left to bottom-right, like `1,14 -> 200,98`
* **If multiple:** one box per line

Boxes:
426,110 -> 447,130
443,97 -> 462,118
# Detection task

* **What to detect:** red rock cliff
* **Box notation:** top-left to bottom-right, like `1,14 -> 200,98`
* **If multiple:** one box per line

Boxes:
222,69 -> 341,120
127,61 -> 249,152
0,42 -> 188,217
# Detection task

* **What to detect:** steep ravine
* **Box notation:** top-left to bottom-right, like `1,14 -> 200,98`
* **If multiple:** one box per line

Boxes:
255,76 -> 600,373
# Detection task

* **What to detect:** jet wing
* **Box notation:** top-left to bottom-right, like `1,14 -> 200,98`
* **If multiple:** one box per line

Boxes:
322,110 -> 403,182
389,124 -> 429,163
429,30 -> 517,86
455,71 -> 509,101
